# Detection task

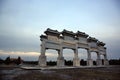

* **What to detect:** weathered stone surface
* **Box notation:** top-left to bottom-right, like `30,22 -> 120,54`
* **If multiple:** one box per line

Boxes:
38,28 -> 109,67
73,57 -> 80,66
96,59 -> 102,66
57,57 -> 64,67
39,55 -> 46,67
104,59 -> 109,66
87,59 -> 93,66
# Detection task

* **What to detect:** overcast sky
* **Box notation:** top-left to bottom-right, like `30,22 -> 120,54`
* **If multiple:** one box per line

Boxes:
0,0 -> 120,61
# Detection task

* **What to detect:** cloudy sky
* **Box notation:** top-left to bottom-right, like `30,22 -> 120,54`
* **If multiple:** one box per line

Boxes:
0,0 -> 120,61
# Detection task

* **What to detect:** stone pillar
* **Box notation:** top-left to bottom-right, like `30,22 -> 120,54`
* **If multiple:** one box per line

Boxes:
103,54 -> 109,66
73,48 -> 80,67
57,48 -> 64,67
38,41 -> 47,67
87,49 -> 93,66
96,52 -> 102,66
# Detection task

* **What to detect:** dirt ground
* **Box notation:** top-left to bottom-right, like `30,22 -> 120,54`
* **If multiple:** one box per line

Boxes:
0,65 -> 120,80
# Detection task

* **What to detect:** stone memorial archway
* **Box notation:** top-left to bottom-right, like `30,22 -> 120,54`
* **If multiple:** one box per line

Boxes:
38,28 -> 109,67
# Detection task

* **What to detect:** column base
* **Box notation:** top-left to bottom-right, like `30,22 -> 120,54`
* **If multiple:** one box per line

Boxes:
38,55 -> 47,67
57,57 -> 64,67
104,59 -> 109,66
73,57 -> 80,67
87,59 -> 93,66
96,59 -> 102,66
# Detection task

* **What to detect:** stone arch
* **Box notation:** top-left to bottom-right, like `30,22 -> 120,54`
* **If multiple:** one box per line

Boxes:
45,49 -> 58,66
78,48 -> 88,66
100,54 -> 104,65
63,48 -> 74,66
38,28 -> 109,67
103,54 -> 109,65
91,51 -> 98,66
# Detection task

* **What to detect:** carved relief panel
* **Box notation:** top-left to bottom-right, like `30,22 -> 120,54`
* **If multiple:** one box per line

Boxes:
64,36 -> 74,41
78,37 -> 87,44
48,35 -> 58,41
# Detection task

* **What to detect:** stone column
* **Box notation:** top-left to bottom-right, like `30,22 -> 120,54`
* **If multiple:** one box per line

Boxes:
96,52 -> 102,66
57,47 -> 64,67
87,49 -> 93,66
38,41 -> 47,67
73,48 -> 80,67
103,54 -> 109,66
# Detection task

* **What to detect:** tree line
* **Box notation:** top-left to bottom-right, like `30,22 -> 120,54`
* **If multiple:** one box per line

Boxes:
0,57 -> 120,66
47,59 -> 120,66
0,56 -> 22,65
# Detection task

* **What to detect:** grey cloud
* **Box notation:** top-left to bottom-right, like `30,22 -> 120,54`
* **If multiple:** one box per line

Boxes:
0,34 -> 40,52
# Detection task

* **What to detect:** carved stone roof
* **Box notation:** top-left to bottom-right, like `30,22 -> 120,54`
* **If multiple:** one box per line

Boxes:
44,28 -> 60,37
40,35 -> 47,39
87,37 -> 98,42
41,29 -> 106,44
59,36 -> 64,39
62,29 -> 75,37
97,41 -> 105,46
40,35 -> 47,41
76,31 -> 89,38
104,47 -> 107,49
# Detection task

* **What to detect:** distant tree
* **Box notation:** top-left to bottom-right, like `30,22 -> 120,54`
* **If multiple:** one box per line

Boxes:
109,59 -> 120,65
65,60 -> 73,66
47,61 -> 56,66
16,56 -> 22,65
0,58 -> 4,64
5,56 -> 11,65
102,59 -> 104,65
80,59 -> 87,66
93,61 -> 96,65
23,61 -> 38,65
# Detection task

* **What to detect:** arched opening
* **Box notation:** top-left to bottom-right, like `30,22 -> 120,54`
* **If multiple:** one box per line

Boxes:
91,52 -> 97,66
100,55 -> 104,65
63,48 -> 74,66
78,48 -> 87,66
45,49 -> 58,66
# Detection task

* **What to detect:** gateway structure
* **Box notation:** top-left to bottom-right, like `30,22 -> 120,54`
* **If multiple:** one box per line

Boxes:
38,28 -> 109,67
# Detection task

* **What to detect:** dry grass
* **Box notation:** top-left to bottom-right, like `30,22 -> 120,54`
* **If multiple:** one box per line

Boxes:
55,68 -> 120,80
1,66 -> 120,80
13,70 -> 67,80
